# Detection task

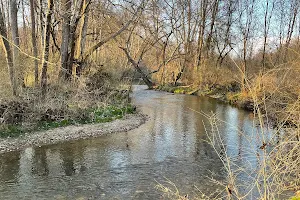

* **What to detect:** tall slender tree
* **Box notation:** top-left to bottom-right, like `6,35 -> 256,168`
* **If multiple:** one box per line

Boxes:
0,6 -> 16,95
10,0 -> 21,87
40,0 -> 54,98
60,0 -> 71,80
30,0 -> 39,86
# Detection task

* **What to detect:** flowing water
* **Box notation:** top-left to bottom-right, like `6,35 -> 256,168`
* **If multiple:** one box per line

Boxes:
0,85 -> 269,199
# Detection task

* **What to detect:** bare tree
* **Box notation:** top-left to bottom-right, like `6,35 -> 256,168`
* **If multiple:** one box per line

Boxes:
238,0 -> 255,92
10,0 -> 21,87
205,0 -> 219,55
75,0 -> 90,76
40,0 -> 54,97
75,0 -> 146,76
196,0 -> 208,70
283,0 -> 299,61
215,0 -> 235,67
261,0 -> 274,71
0,0 -> 5,22
60,0 -> 72,80
0,6 -> 17,95
30,0 -> 39,86
21,0 -> 27,48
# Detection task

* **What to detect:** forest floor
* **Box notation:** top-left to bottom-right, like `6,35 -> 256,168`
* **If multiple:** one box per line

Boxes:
0,113 -> 147,154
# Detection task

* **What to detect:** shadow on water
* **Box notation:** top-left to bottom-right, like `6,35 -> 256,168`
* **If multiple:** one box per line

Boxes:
0,85 -> 269,199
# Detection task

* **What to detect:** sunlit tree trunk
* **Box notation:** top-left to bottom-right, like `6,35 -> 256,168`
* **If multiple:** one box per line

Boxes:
75,0 -> 90,76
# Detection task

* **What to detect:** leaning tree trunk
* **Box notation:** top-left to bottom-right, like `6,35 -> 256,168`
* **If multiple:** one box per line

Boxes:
120,47 -> 154,89
40,0 -> 54,98
0,7 -> 17,96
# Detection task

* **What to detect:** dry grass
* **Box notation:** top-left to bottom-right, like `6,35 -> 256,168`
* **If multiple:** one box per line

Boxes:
0,64 -> 134,137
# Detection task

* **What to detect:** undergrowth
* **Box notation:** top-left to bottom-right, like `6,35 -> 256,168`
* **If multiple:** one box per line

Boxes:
0,105 -> 135,138
0,68 -> 136,138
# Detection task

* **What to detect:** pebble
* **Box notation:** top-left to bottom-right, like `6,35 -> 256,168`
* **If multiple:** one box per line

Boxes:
0,114 -> 146,154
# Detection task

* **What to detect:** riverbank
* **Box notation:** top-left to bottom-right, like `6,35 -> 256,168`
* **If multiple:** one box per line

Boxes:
0,113 -> 147,154
156,84 -> 288,124
157,84 -> 254,110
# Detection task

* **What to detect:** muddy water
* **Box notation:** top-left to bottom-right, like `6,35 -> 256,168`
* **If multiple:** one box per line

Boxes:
0,85 -> 266,199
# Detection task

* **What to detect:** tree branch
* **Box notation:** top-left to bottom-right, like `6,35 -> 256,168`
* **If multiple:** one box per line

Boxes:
81,0 -> 145,62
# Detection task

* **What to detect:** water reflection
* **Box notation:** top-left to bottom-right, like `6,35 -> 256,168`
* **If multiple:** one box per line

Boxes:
32,148 -> 49,176
0,85 -> 267,199
0,152 -> 20,184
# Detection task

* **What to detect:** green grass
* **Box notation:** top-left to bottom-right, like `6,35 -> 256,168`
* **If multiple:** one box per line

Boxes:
290,196 -> 300,200
0,124 -> 24,138
173,88 -> 186,94
158,84 -> 196,94
0,105 -> 136,138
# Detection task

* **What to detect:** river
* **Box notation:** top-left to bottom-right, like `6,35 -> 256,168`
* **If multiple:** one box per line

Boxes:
0,85 -> 269,199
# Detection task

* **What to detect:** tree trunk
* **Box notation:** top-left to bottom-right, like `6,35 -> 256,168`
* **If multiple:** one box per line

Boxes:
30,0 -> 39,87
206,0 -> 219,55
66,24 -> 77,80
10,0 -> 21,87
0,7 -> 17,96
0,0 -> 5,22
75,0 -> 89,76
40,0 -> 54,98
60,0 -> 71,80
6,0 -> 10,32
39,0 -> 44,48
21,0 -> 27,49
120,47 -> 154,89
196,0 -> 207,70
79,2 -> 144,65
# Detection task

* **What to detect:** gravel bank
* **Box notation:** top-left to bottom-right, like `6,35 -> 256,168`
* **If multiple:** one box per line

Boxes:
0,113 -> 147,154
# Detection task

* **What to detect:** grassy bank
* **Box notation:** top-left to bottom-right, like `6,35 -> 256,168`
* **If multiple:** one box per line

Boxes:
0,68 -> 137,138
157,83 -> 254,111
0,104 -> 136,138
157,81 -> 299,127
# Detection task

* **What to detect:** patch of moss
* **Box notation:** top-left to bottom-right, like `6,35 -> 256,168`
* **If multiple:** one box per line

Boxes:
158,84 -> 196,94
174,88 -> 186,94
290,196 -> 300,200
